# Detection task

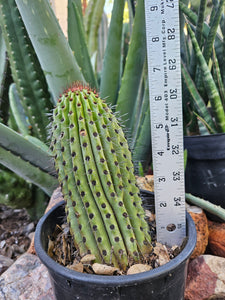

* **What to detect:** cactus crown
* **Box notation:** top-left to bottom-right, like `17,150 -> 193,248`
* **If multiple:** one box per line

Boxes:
51,84 -> 152,270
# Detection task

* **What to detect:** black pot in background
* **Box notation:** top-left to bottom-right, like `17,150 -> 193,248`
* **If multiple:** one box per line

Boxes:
34,190 -> 196,300
184,133 -> 225,222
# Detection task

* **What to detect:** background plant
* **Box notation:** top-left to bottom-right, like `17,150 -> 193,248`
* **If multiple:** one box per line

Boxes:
0,0 -> 151,216
180,0 -> 225,135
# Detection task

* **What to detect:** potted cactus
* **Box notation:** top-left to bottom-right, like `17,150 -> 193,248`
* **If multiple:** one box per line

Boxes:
34,84 -> 196,300
180,0 -> 225,218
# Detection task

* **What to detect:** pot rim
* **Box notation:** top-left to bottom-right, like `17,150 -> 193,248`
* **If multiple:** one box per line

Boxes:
184,132 -> 225,139
34,199 -> 196,286
184,133 -> 225,160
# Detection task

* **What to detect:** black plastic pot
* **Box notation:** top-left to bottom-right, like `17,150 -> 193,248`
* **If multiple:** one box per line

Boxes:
184,133 -> 225,221
35,191 -> 196,300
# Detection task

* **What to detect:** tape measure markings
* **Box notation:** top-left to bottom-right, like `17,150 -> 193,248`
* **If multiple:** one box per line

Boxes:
144,0 -> 186,246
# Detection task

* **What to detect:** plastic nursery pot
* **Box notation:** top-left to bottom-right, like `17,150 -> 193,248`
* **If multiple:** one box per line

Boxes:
184,133 -> 225,221
35,190 -> 196,300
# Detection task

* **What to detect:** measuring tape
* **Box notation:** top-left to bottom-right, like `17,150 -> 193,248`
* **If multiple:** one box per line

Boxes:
144,0 -> 186,246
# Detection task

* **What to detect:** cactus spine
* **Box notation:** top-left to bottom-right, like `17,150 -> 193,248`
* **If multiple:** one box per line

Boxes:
51,85 -> 152,270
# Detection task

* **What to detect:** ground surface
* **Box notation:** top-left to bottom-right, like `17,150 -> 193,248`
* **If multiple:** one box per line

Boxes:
0,204 -> 35,268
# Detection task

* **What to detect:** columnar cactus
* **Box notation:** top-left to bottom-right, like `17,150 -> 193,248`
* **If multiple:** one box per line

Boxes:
51,84 -> 152,270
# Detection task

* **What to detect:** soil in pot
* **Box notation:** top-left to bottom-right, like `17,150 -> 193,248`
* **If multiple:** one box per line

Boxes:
47,204 -> 185,276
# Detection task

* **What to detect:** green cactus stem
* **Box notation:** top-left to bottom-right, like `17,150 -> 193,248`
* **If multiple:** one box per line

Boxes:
51,84 -> 152,270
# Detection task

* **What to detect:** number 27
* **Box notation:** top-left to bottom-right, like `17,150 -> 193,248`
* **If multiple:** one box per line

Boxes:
166,0 -> 174,8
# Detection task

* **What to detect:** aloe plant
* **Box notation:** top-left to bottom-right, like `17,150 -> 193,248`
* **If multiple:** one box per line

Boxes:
14,0 -> 85,103
51,85 -> 152,270
0,0 -> 53,142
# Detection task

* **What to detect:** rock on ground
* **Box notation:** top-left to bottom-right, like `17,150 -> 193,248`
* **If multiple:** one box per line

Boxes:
208,220 -> 225,258
185,255 -> 225,300
0,255 -> 14,275
0,253 -> 54,300
186,206 -> 209,259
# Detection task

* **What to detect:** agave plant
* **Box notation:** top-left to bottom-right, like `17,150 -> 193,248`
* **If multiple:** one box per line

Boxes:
180,0 -> 225,135
0,0 -> 151,214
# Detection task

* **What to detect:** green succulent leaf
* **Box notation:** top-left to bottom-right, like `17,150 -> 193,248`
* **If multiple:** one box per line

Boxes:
179,1 -> 222,46
0,122 -> 57,195
181,61 -> 217,133
15,0 -> 85,102
0,146 -> 57,196
116,0 -> 146,130
187,23 -> 225,132
212,47 -> 225,107
202,0 -> 225,65
9,83 -> 30,136
0,0 -> 53,142
85,0 -> 106,57
132,107 -> 152,172
68,0 -> 97,89
0,28 -> 12,124
100,0 -> 125,105
0,123 -> 55,175
186,193 -> 225,221
188,0 -> 207,78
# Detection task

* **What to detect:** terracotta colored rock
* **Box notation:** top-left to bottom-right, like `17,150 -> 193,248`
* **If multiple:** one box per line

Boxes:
185,255 -> 225,300
187,205 -> 209,259
0,253 -> 54,300
44,187 -> 63,214
208,220 -> 225,257
27,187 -> 63,255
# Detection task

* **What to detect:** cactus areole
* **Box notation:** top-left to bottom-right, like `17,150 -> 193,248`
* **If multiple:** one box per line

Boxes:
51,84 -> 152,271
